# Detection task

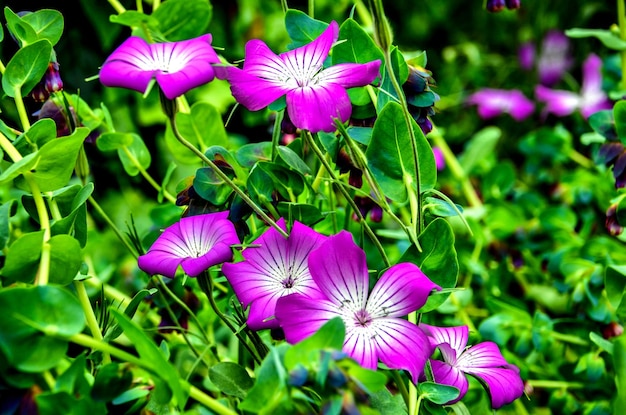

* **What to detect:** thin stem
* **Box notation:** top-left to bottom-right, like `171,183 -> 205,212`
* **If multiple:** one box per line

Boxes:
304,131 -> 390,267
618,0 -> 626,91
107,0 -> 126,14
197,271 -> 263,364
67,333 -> 238,415
169,116 -> 288,238
429,128 -> 483,208
271,110 -> 284,161
75,280 -> 111,364
87,196 -> 139,258
121,146 -> 176,203
13,87 -> 32,132
526,379 -> 585,389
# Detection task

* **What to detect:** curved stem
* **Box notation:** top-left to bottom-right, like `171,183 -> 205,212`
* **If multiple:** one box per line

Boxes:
304,131 -> 390,267
87,196 -> 139,258
169,116 -> 287,238
120,146 -> 176,203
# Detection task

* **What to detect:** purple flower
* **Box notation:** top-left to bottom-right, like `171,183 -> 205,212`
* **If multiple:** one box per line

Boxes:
99,35 -> 220,99
466,88 -> 535,121
221,219 -> 327,330
535,54 -> 612,119
420,324 -> 524,409
217,21 -> 381,133
433,146 -> 445,171
275,231 -> 440,382
537,30 -> 573,86
138,212 -> 239,278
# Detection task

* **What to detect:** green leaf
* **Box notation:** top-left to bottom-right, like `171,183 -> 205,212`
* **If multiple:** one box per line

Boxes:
277,202 -> 325,226
36,391 -> 107,415
91,363 -> 134,401
0,152 -> 39,186
96,132 -> 134,151
277,146 -> 311,175
333,19 -> 384,66
606,265 -> 626,319
614,101 -> 626,140
109,10 -> 158,30
4,8 -> 38,46
152,0 -> 212,41
398,218 -> 459,312
367,102 -> 436,202
19,127 -> 89,192
209,362 -> 254,399
284,9 -> 328,49
239,344 -> 290,413
48,234 -> 83,285
21,9 -> 64,46
0,285 -> 85,372
0,200 -> 15,250
566,28 -> 626,50
105,288 -> 158,341
614,335 -> 626,414
117,133 -> 151,176
2,39 -> 52,98
175,102 -> 228,151
0,230 -> 44,283
109,309 -> 187,407
284,317 -> 345,371
16,118 -> 57,155
193,166 -> 233,205
458,126 -> 501,174
419,381 -> 460,405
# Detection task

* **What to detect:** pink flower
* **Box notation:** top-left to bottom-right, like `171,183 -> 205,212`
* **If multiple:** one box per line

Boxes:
275,231 -> 440,382
99,35 -> 220,99
138,212 -> 239,278
221,219 -> 327,330
535,54 -> 612,119
420,324 -> 525,409
217,21 -> 381,133
466,88 -> 535,121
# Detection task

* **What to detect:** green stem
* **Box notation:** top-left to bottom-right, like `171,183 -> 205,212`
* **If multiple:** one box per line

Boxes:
107,0 -> 126,14
271,110 -> 284,161
67,333 -> 238,415
197,271 -> 263,364
618,0 -> 626,91
121,146 -> 176,203
13,87 -> 31,132
526,379 -> 585,389
75,280 -> 111,364
304,131 -> 390,267
430,128 -> 482,208
87,196 -> 139,258
169,116 -> 288,238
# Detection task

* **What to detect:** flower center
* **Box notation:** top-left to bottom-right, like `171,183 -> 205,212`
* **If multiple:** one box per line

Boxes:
354,309 -> 372,327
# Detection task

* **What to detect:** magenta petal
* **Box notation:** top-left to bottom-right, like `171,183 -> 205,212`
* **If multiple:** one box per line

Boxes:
318,61 -> 382,89
367,263 -> 440,318
373,319 -> 433,383
430,359 -> 468,403
464,364 -> 524,408
535,85 -> 579,117
281,21 -> 338,76
286,83 -> 352,133
137,212 -> 239,278
308,231 -> 369,309
222,219 -> 326,330
420,324 -> 469,357
581,54 -> 604,96
99,37 -> 156,94
226,67 -> 291,111
456,341 -> 510,371
275,293 -> 340,343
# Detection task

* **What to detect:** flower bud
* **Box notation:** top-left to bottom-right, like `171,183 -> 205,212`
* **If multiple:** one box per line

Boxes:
486,0 -> 506,12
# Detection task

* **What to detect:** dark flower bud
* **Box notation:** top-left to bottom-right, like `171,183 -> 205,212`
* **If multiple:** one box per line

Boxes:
327,366 -> 347,388
505,0 -> 521,9
44,61 -> 63,93
288,365 -> 309,386
602,321 -> 624,339
606,203 -> 624,236
486,0 -> 506,12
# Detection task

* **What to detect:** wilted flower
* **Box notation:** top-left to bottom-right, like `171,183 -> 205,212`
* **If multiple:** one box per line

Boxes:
420,324 -> 525,409
216,21 -> 381,133
222,219 -> 327,330
138,211 -> 239,278
99,35 -> 220,99
275,231 -> 440,382
466,88 -> 535,121
606,203 -> 624,236
535,54 -> 612,119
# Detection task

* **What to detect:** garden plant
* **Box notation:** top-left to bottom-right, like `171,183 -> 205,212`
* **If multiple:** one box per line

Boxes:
0,0 -> 625,414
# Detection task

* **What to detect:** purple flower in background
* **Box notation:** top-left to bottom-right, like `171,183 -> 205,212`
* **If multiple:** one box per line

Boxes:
217,21 -> 381,133
275,231 -> 440,382
138,212 -> 239,278
433,146 -> 445,171
420,324 -> 525,409
537,30 -> 573,86
222,219 -> 327,330
99,35 -> 220,99
535,54 -> 612,119
466,88 -> 535,121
